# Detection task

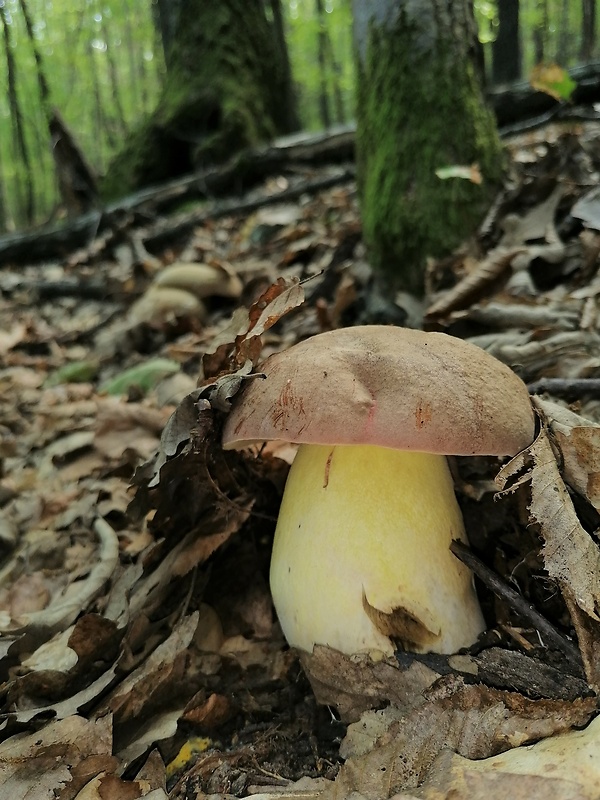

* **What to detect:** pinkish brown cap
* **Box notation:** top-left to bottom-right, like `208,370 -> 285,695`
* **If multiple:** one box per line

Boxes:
222,326 -> 535,456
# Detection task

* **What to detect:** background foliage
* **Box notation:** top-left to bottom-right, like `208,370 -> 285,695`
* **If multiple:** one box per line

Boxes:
0,0 -> 597,231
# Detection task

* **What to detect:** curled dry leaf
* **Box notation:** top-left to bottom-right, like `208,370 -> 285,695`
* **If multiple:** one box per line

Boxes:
301,647 -> 441,723
534,397 -> 600,512
0,517 -> 119,635
469,330 -> 600,382
202,276 -> 305,379
408,712 -> 600,800
0,715 -> 116,799
497,420 -> 600,689
102,613 -> 199,725
425,247 -> 525,320
312,681 -> 596,800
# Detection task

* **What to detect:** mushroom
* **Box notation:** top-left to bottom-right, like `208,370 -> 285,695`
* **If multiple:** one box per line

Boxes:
222,326 -> 535,657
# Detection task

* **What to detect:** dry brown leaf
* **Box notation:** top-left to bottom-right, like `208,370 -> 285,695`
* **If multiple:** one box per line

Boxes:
497,423 -> 600,688
0,715 -> 115,796
534,397 -> 600,512
95,399 -> 170,461
0,322 -> 28,354
317,682 -> 596,800
409,713 -> 600,800
425,248 -> 525,320
301,647 -> 441,722
0,518 -> 118,635
102,612 -> 198,724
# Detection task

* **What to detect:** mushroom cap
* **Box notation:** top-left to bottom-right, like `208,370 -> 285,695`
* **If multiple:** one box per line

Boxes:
222,325 -> 535,456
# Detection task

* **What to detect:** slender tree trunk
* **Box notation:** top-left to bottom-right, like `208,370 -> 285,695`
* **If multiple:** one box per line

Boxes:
154,0 -> 184,70
316,0 -> 332,128
100,7 -> 127,136
581,0 -> 596,62
18,0 -> 51,108
557,0 -> 570,63
325,32 -> 346,123
89,37 -> 109,158
0,136 -> 12,232
270,0 -> 300,132
533,0 -> 548,63
1,2 -> 35,224
353,0 -> 503,294
492,0 -> 521,84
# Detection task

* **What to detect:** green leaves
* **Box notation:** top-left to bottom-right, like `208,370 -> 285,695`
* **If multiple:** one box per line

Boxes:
100,358 -> 180,397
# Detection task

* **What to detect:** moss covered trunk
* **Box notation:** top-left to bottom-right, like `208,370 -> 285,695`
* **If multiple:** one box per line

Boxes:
353,0 -> 503,295
102,0 -> 297,199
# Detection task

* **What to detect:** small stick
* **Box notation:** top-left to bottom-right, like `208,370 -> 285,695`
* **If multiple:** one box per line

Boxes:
528,378 -> 600,398
451,540 -> 582,668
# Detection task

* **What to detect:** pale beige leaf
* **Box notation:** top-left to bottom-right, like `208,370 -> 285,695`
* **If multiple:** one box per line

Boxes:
0,715 -> 114,798
410,713 -> 600,800
497,424 -> 600,687
534,397 -> 600,512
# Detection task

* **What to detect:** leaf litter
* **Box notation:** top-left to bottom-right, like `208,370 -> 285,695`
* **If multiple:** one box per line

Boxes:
1,127 -> 600,797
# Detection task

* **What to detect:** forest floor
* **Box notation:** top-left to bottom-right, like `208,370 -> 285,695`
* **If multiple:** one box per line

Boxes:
1,121 -> 600,799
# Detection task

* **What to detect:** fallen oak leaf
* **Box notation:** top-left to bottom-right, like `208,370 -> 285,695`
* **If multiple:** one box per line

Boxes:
533,397 -> 600,513
202,276 -> 305,378
425,247 -> 526,321
0,518 -> 119,635
496,419 -> 600,689
0,715 -> 116,797
409,712 -> 600,800
317,680 -> 596,799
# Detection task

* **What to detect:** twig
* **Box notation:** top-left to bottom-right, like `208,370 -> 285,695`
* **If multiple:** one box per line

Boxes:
527,378 -> 600,398
450,540 -> 582,668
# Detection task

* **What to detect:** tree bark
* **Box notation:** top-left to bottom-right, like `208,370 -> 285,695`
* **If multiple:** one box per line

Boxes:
492,0 -> 521,84
533,0 -> 549,63
353,0 -> 503,295
316,0 -> 332,128
557,0 -> 571,63
581,0 -> 596,62
102,0 -> 299,199
1,2 -> 35,224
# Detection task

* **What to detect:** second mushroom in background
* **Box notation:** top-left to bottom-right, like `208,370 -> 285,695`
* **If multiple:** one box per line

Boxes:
223,326 -> 535,657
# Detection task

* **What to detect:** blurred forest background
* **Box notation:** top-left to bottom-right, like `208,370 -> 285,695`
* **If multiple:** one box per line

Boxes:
0,0 -> 597,232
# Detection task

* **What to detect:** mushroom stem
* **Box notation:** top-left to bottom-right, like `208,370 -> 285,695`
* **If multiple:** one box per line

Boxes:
270,443 -> 485,656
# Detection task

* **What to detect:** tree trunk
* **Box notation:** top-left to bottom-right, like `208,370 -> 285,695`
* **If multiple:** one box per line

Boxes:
557,0 -> 571,63
102,0 -> 299,199
492,0 -> 521,84
533,0 -> 548,63
1,2 -> 35,224
581,0 -> 596,62
316,0 -> 332,128
270,0 -> 300,132
353,0 -> 503,295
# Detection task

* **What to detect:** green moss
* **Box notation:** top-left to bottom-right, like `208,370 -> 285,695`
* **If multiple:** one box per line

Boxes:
356,13 -> 504,295
101,0 -> 291,200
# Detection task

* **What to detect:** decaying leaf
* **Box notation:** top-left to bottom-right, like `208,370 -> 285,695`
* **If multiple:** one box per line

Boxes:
534,397 -> 600,512
497,419 -> 600,689
409,712 -> 600,800
0,715 -> 116,797
425,248 -> 525,320
530,62 -> 577,102
0,517 -> 119,635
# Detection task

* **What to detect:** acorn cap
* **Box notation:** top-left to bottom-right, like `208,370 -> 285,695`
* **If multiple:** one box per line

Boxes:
222,325 -> 535,456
